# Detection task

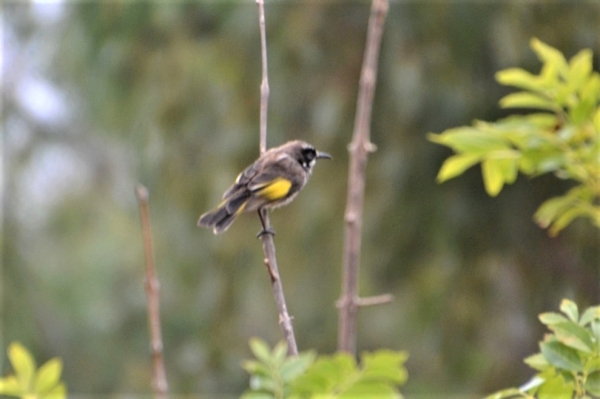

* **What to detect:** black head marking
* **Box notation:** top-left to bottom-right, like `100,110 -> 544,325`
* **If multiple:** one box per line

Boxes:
299,146 -> 317,170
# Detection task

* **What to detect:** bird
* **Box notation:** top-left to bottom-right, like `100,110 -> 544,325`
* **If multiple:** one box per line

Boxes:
198,140 -> 332,235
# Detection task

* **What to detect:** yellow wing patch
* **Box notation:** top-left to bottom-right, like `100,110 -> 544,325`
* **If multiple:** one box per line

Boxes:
255,178 -> 292,201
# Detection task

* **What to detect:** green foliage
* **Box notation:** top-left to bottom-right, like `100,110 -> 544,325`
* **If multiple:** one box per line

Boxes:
486,299 -> 600,399
241,338 -> 317,399
0,342 -> 66,399
290,350 -> 408,399
429,38 -> 600,236
241,338 -> 408,399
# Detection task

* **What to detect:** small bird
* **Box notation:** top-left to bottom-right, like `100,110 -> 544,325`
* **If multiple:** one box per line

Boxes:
198,140 -> 332,235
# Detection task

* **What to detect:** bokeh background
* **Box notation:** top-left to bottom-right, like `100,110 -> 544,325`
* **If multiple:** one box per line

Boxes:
3,1 -> 600,397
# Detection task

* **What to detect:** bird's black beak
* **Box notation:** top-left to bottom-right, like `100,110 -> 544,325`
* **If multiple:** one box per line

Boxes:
316,151 -> 332,160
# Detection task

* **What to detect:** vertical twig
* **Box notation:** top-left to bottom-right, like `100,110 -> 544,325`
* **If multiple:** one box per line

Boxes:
338,0 -> 390,355
257,0 -> 269,155
255,0 -> 298,356
136,185 -> 169,398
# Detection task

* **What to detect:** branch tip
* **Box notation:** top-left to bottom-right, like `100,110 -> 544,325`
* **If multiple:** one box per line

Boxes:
365,142 -> 377,152
135,183 -> 168,397
135,184 -> 149,201
357,294 -> 394,307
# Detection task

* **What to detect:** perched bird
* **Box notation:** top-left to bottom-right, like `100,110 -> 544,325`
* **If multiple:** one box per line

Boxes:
198,140 -> 332,235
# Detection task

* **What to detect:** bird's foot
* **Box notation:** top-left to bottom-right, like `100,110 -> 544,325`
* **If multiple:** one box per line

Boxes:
256,228 -> 276,239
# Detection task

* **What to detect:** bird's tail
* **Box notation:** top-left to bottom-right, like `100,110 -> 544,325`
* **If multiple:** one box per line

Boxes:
197,191 -> 250,234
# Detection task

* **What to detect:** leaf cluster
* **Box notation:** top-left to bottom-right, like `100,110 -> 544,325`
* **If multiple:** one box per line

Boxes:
487,299 -> 600,399
0,342 -> 66,399
429,38 -> 600,235
241,338 -> 317,399
241,338 -> 408,399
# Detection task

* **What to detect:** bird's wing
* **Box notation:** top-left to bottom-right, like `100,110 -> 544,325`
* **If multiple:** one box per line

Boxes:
221,162 -> 260,199
247,154 -> 298,190
222,153 -> 301,199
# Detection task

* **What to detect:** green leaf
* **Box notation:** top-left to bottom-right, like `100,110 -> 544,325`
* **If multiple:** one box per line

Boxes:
291,351 -> 408,397
280,351 -> 316,383
8,342 -> 36,390
291,354 -> 357,394
495,68 -> 544,92
579,306 -> 600,326
568,49 -> 593,93
496,154 -> 519,184
581,72 -> 600,101
534,195 -> 575,230
427,128 -> 509,154
569,78 -> 598,125
549,206 -> 591,236
585,370 -> 600,396
574,73 -> 600,125
0,375 -> 24,396
242,360 -> 271,377
34,358 -> 62,394
482,158 -> 505,196
559,299 -> 579,322
324,353 -> 357,384
593,106 -> 600,133
360,350 -> 409,384
241,392 -> 274,399
499,92 -> 558,111
537,373 -> 574,399
341,381 -> 398,399
531,38 -> 569,79
519,148 -> 565,175
249,338 -> 272,364
436,153 -> 482,182
548,322 -> 594,353
540,340 -> 582,372
249,374 -> 276,392
290,371 -> 330,394
592,320 -> 600,342
522,113 -> 559,129
587,357 -> 600,373
539,312 -> 570,325
43,382 -> 66,399
271,341 -> 288,367
524,353 -> 550,371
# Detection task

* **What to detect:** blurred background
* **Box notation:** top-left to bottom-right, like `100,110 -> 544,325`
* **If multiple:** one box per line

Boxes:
3,1 -> 599,397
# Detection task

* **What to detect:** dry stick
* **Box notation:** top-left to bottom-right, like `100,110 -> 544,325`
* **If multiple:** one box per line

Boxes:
257,0 -> 269,156
135,185 -> 169,399
255,0 -> 299,356
338,0 -> 390,355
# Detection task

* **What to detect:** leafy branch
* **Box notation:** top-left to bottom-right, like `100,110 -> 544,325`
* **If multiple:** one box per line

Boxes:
0,342 -> 66,399
241,338 -> 408,399
487,299 -> 600,399
429,38 -> 600,236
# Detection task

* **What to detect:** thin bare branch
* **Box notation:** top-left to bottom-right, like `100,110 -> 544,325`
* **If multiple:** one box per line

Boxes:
338,0 -> 389,355
356,294 -> 394,307
255,0 -> 298,356
135,184 -> 168,399
261,233 -> 298,355
336,294 -> 394,309
257,0 -> 269,155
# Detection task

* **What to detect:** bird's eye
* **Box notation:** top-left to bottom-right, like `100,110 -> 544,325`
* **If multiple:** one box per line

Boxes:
302,148 -> 316,161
